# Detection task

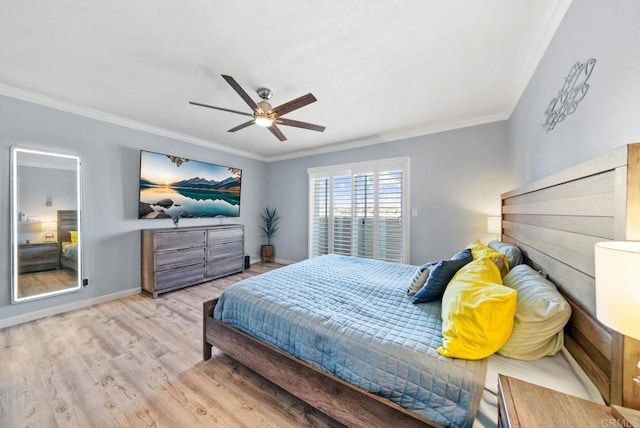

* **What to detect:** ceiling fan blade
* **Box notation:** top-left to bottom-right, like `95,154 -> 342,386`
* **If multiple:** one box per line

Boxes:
267,124 -> 287,141
189,101 -> 252,117
221,75 -> 259,112
272,93 -> 317,117
228,120 -> 255,132
276,118 -> 325,132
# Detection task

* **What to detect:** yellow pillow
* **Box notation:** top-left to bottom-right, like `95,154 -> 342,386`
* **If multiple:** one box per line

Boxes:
437,258 -> 517,360
467,239 -> 510,277
69,231 -> 78,244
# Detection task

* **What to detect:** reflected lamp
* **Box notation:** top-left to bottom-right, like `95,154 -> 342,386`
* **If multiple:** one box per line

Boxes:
41,220 -> 57,242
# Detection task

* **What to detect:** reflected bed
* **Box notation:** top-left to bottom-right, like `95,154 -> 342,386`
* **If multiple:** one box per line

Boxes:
57,210 -> 78,271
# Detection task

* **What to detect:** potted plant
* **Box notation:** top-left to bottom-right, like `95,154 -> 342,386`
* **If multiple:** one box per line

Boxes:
259,207 -> 281,263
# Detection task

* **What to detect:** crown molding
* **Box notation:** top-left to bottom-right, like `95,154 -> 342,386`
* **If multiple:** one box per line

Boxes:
2,81 -> 521,164
0,83 -> 266,161
2,82 -> 509,164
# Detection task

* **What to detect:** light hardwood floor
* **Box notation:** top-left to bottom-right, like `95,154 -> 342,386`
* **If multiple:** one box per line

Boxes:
0,263 -> 343,428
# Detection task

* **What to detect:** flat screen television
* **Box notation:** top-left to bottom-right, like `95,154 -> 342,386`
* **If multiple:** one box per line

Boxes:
138,150 -> 242,219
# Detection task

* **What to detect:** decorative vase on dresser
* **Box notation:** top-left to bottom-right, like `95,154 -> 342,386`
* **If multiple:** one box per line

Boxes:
141,224 -> 244,298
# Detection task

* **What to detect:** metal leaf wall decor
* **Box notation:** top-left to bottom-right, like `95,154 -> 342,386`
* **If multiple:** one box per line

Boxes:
542,58 -> 596,132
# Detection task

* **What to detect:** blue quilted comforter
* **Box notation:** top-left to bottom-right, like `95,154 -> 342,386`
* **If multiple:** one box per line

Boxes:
63,243 -> 78,260
214,254 -> 487,427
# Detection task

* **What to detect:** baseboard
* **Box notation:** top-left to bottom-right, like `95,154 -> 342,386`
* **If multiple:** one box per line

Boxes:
248,258 -> 294,266
247,257 -> 294,265
0,287 -> 141,329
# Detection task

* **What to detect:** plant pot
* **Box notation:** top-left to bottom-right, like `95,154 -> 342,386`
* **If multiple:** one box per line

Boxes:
260,244 -> 275,263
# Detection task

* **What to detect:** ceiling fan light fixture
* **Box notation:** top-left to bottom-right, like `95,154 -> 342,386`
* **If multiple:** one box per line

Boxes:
254,114 -> 274,127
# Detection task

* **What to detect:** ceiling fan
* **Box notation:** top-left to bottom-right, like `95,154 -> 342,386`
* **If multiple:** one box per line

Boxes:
189,74 -> 325,141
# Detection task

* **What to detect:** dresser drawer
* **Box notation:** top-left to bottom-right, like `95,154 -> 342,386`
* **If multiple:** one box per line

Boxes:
207,241 -> 243,261
206,256 -> 243,279
156,247 -> 206,270
18,242 -> 59,259
155,264 -> 206,290
18,243 -> 59,273
208,227 -> 243,245
155,230 -> 206,251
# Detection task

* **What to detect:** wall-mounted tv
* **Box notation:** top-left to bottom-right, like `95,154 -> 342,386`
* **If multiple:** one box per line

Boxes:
138,150 -> 242,219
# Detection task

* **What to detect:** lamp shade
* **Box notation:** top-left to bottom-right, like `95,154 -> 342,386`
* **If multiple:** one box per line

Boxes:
487,216 -> 501,235
40,220 -> 56,231
594,241 -> 640,340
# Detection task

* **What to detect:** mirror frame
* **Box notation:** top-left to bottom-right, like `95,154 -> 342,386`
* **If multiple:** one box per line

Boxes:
10,147 -> 83,303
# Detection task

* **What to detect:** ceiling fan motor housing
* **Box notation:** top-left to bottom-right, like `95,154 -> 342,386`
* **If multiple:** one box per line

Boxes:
257,100 -> 273,114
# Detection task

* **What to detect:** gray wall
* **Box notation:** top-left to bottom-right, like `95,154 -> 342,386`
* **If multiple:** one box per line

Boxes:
508,0 -> 640,185
0,95 -> 268,321
267,121 -> 514,265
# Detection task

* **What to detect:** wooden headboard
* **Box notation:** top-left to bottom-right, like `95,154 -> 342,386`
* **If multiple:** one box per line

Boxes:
501,143 -> 640,409
56,210 -> 78,243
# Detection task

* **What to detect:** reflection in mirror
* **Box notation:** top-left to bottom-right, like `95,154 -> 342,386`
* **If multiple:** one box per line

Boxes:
11,147 -> 82,303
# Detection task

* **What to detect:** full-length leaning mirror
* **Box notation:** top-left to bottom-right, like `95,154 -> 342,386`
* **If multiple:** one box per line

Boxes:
11,147 -> 82,303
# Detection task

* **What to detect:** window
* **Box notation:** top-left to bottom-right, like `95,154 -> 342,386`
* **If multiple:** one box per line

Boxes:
308,157 -> 409,263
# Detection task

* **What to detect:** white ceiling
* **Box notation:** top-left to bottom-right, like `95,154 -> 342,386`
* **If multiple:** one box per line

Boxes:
0,1 -> 571,161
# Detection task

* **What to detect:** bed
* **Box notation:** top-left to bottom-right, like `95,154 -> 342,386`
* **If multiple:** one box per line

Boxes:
204,142 -> 640,426
57,209 -> 79,271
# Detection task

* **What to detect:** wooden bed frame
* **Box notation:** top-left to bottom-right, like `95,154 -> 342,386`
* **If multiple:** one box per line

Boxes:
203,298 -> 441,428
57,209 -> 78,271
203,143 -> 640,426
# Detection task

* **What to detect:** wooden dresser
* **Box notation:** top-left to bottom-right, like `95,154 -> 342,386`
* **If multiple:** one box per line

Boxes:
141,224 -> 244,298
18,242 -> 59,273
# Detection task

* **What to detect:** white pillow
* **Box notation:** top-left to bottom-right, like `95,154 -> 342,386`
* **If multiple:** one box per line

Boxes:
407,263 -> 435,296
498,264 -> 571,360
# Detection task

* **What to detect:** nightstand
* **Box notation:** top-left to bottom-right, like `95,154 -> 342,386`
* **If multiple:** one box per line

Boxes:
18,242 -> 59,273
497,374 -> 637,427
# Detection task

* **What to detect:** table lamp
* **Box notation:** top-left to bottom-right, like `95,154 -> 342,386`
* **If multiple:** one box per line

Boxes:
595,241 -> 640,386
487,216 -> 501,239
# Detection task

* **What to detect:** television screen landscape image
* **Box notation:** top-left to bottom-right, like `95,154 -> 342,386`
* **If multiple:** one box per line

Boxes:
138,150 -> 242,219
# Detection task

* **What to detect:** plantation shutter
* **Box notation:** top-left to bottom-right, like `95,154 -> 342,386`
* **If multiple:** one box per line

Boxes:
377,169 -> 403,262
311,177 -> 329,256
308,157 -> 409,263
353,173 -> 375,259
332,175 -> 353,255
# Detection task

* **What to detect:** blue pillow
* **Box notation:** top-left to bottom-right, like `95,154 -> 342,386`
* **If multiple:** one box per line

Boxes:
488,240 -> 523,268
411,248 -> 473,303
